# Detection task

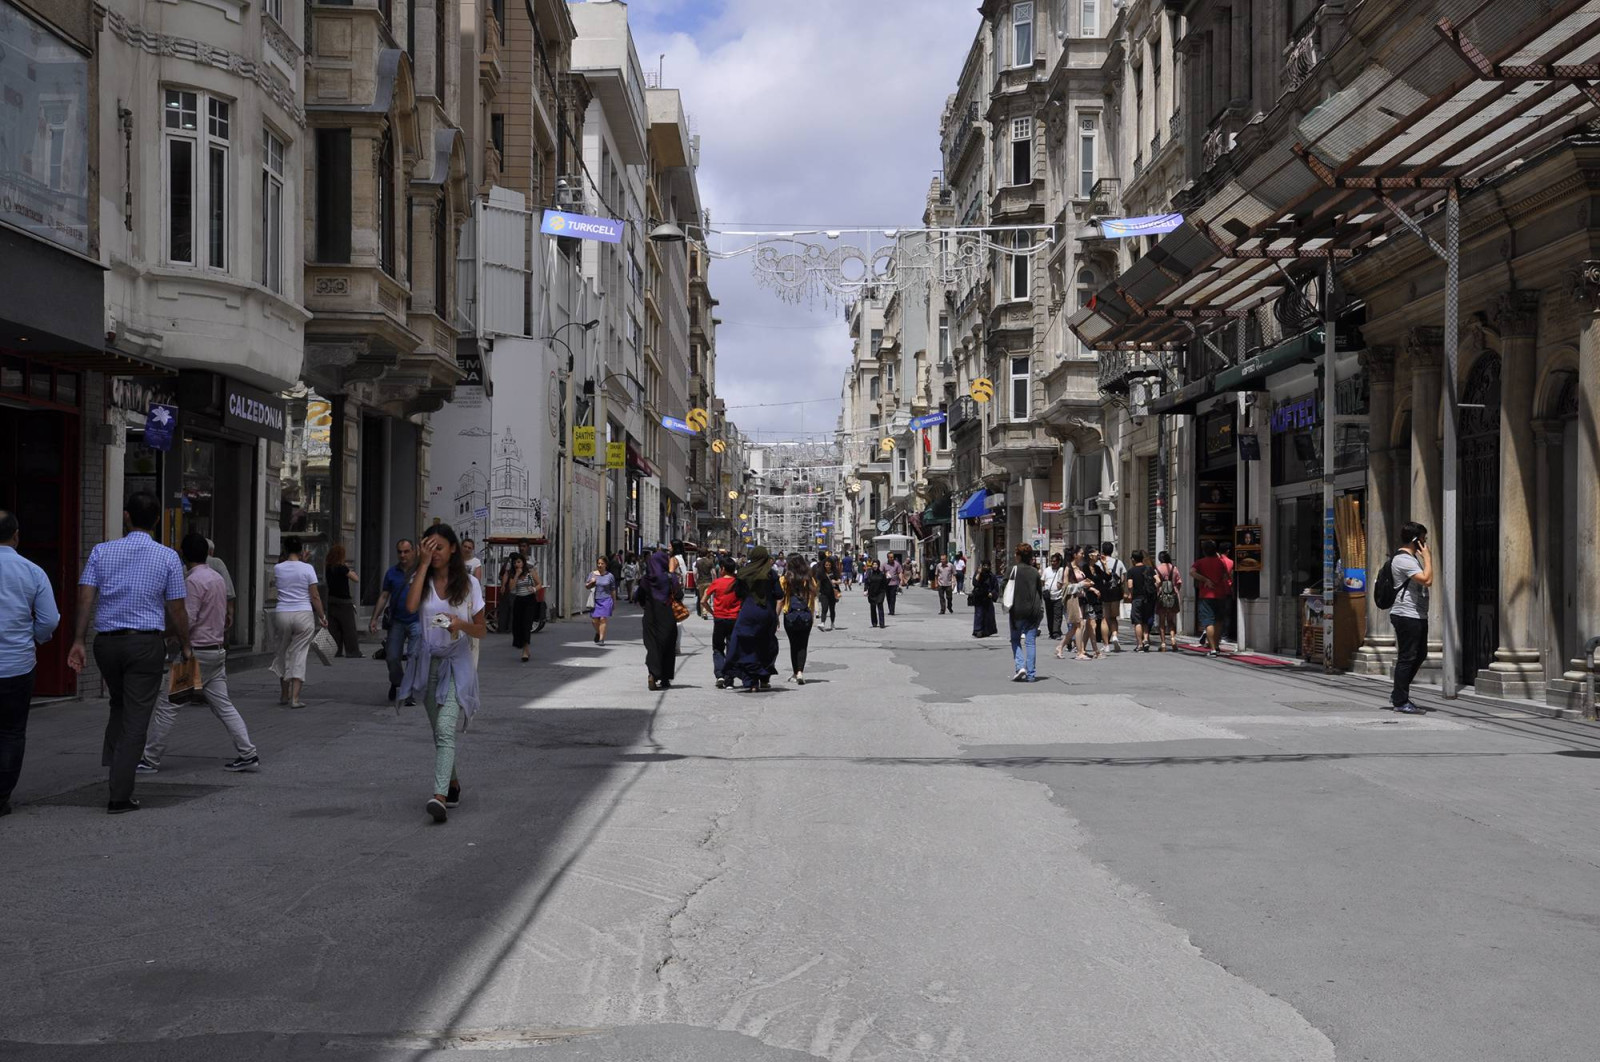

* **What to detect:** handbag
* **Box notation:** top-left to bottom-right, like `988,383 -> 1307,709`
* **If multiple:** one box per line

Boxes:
1001,567 -> 1017,611
670,598 -> 692,623
310,625 -> 338,666
168,655 -> 203,704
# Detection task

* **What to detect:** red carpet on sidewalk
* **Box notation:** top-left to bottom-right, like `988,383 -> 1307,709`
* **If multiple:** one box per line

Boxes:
1172,642 -> 1300,668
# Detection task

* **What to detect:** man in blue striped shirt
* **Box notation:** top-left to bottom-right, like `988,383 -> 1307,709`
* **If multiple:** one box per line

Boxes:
67,492 -> 191,814
0,510 -> 60,817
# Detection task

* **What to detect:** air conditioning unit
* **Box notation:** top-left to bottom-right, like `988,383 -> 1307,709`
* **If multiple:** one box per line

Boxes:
555,178 -> 585,210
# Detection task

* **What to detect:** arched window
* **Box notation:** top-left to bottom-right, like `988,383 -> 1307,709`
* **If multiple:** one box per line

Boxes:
434,197 -> 449,317
377,134 -> 395,277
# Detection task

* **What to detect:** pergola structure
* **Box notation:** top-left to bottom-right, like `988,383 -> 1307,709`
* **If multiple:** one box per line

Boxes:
1069,0 -> 1600,693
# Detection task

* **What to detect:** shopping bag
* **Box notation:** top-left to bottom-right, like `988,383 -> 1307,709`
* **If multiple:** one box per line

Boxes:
168,656 -> 203,705
310,626 -> 338,666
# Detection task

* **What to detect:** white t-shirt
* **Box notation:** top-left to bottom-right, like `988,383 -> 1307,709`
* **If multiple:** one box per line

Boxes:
955,558 -> 967,573
273,559 -> 319,612
1390,551 -> 1428,620
464,556 -> 483,582
420,574 -> 485,651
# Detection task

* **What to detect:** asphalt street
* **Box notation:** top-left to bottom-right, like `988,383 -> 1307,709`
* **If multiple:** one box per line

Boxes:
4,587 -> 1598,1061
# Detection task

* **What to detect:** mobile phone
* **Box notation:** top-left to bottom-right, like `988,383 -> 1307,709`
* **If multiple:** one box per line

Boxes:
431,612 -> 453,629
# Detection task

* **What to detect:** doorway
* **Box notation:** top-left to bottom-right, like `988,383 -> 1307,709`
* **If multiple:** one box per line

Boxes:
0,406 -> 78,695
1458,353 -> 1501,686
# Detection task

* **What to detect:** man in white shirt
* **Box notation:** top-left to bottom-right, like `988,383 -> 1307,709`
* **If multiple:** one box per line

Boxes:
1388,521 -> 1433,715
1041,553 -> 1066,640
953,553 -> 967,594
460,538 -> 484,667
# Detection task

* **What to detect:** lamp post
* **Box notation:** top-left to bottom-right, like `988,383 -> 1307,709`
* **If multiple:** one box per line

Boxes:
546,320 -> 599,620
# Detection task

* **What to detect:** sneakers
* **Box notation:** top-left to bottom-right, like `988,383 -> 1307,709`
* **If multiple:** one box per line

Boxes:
446,782 -> 461,809
1111,640 -> 1124,653
426,797 -> 448,823
403,697 -> 417,707
136,759 -> 158,774
224,756 -> 260,772
1012,669 -> 1027,682
1394,702 -> 1425,714
388,684 -> 398,703
107,799 -> 141,815
715,678 -> 726,689
1207,649 -> 1220,658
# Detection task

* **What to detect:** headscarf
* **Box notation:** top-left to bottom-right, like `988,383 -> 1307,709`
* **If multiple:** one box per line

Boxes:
736,545 -> 774,606
644,546 -> 673,603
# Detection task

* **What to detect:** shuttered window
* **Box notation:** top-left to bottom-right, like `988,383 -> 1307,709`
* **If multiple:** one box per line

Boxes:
1146,456 -> 1159,555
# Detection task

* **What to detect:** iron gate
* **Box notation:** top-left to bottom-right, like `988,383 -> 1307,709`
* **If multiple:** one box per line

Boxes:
1458,353 -> 1501,686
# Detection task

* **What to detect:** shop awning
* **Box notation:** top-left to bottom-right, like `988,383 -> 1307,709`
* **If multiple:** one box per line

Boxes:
1070,0 -> 1600,354
1147,375 -> 1215,416
1213,330 -> 1320,392
921,495 -> 952,526
957,489 -> 988,520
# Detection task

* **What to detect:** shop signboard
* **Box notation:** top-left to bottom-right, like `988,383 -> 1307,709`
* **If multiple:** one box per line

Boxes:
222,380 -> 287,442
1233,524 -> 1263,573
144,403 -> 178,452
1238,433 -> 1261,461
1041,501 -> 1065,514
539,209 -> 624,244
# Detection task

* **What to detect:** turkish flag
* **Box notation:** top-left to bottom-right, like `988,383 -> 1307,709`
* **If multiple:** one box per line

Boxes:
923,430 -> 931,454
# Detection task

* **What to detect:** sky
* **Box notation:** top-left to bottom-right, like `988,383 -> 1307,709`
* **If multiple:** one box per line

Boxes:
621,0 -> 983,443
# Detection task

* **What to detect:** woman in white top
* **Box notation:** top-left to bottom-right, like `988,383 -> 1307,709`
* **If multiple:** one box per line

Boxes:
401,523 -> 486,823
271,536 -> 327,708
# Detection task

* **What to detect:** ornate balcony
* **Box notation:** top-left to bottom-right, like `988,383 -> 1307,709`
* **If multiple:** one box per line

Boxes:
1096,348 -> 1165,395
1283,23 -> 1321,94
1169,109 -> 1183,142
1132,153 -> 1144,180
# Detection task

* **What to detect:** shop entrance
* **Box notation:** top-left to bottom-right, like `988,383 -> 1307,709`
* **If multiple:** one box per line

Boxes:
1458,353 -> 1501,686
0,404 -> 78,695
180,433 -> 256,645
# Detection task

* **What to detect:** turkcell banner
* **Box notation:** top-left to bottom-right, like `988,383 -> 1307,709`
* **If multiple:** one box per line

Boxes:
909,412 -> 947,430
1100,213 -> 1184,239
540,209 -> 624,243
661,415 -> 699,437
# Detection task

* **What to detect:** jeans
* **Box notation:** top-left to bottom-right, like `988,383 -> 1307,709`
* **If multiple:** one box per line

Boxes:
1010,617 -> 1038,679
712,617 -> 735,678
143,648 -> 256,766
94,632 -> 167,803
869,598 -> 886,627
1044,597 -> 1063,640
386,618 -> 422,689
0,670 -> 34,805
937,586 -> 954,613
1390,615 -> 1429,707
423,659 -> 460,795
784,610 -> 813,674
956,573 -> 966,593
886,585 -> 899,614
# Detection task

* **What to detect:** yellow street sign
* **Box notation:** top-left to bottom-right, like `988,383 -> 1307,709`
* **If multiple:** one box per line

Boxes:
971,377 -> 995,403
880,437 -> 895,453
573,425 -> 596,459
728,489 -> 739,499
605,440 -> 625,469
686,407 -> 709,432
711,438 -> 726,454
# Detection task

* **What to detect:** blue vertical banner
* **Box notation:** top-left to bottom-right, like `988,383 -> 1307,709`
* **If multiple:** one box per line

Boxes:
145,403 -> 178,452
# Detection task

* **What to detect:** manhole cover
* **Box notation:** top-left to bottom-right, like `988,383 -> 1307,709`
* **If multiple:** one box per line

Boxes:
36,782 -> 230,808
1284,701 -> 1378,713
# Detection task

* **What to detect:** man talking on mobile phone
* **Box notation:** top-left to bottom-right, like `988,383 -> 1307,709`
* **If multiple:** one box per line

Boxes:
1388,522 -> 1434,714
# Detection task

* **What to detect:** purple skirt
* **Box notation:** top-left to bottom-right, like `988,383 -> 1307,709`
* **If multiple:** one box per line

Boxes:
592,595 -> 614,619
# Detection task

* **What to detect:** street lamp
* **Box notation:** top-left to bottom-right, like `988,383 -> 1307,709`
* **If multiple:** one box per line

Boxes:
648,220 -> 688,243
547,320 -> 600,621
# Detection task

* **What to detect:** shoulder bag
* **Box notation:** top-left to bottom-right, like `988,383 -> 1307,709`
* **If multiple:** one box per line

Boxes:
1001,566 -> 1017,611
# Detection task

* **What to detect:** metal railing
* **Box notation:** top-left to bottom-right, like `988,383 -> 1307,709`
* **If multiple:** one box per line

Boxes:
1151,132 -> 1162,159
1283,23 -> 1320,94
1169,109 -> 1183,141
1132,153 -> 1144,180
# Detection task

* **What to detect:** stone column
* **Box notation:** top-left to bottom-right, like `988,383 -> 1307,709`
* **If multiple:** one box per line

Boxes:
1408,327 -> 1445,682
1353,346 -> 1397,674
1532,417 -> 1562,688
1552,263 -> 1600,708
1478,291 -> 1544,697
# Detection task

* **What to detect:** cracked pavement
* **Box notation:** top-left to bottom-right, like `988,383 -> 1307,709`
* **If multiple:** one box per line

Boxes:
4,588 -> 1599,1060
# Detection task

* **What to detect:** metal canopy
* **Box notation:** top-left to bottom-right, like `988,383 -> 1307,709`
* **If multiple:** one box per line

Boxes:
1071,0 -> 1600,353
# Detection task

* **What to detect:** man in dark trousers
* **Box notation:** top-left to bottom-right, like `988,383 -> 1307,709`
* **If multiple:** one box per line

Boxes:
863,561 -> 889,628
1388,522 -> 1434,714
0,510 -> 61,816
369,538 -> 419,703
66,492 -> 191,814
707,556 -> 740,688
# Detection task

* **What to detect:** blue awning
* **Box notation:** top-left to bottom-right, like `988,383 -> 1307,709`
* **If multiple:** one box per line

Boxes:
957,489 -> 988,520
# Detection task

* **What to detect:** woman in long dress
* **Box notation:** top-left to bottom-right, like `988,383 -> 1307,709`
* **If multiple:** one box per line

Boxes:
723,546 -> 781,692
970,562 -> 999,638
586,556 -> 616,645
638,545 -> 679,690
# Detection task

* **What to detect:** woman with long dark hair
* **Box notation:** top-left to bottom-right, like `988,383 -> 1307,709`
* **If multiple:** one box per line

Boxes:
970,561 -> 999,638
506,553 -> 541,662
400,524 -> 485,823
638,544 -> 679,690
723,545 -> 782,692
779,553 -> 817,684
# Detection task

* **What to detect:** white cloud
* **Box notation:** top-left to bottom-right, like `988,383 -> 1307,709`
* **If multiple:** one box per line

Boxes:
631,0 -> 980,441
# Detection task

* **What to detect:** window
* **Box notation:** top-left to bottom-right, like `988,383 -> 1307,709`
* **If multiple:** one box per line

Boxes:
1080,0 -> 1097,37
1079,114 -> 1097,198
1010,233 -> 1031,301
1010,356 -> 1031,421
886,362 -> 896,393
1076,269 -> 1096,354
163,89 -> 230,269
870,377 -> 881,400
314,128 -> 351,262
436,0 -> 447,98
490,113 -> 504,159
938,314 -> 950,360
265,0 -> 282,20
1012,2 -> 1034,66
377,133 -> 396,276
261,128 -> 286,293
492,0 -> 506,42
896,447 -> 909,485
870,328 -> 883,353
937,402 -> 950,451
1010,116 -> 1033,186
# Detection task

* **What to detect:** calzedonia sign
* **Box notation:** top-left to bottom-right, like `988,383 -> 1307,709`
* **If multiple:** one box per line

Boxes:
223,380 -> 288,442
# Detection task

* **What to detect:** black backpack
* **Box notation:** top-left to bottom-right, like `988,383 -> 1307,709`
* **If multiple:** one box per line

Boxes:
1373,552 -> 1402,611
1130,564 -> 1157,600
